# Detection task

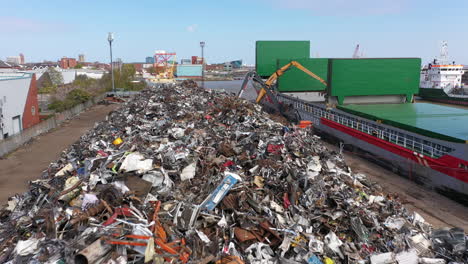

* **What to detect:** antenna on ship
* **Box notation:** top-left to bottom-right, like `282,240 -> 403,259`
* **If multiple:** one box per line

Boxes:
439,41 -> 448,64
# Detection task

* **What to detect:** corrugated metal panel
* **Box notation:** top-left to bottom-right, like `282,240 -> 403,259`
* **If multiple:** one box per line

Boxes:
256,41 -> 310,77
176,65 -> 202,77
277,58 -> 328,92
329,58 -> 421,104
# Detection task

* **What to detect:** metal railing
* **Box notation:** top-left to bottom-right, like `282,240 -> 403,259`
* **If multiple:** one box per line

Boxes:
275,94 -> 453,159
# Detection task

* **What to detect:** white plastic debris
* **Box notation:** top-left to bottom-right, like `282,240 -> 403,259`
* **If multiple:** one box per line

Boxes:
370,252 -> 394,264
270,200 -> 284,213
384,217 -> 406,230
324,231 -> 344,259
112,181 -> 130,194
419,258 -> 446,264
144,237 -> 155,263
196,230 -> 211,244
308,236 -> 324,253
120,153 -> 153,173
395,248 -> 418,264
142,171 -> 165,186
169,127 -> 185,139
180,162 -> 197,181
15,238 -> 41,256
55,163 -> 74,177
81,193 -> 99,209
409,233 -> 431,255
217,214 -> 228,228
412,212 -> 426,225
6,197 -> 18,211
307,156 -> 322,179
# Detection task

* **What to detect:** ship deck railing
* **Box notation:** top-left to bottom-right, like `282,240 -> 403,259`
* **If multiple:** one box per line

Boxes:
274,94 -> 453,159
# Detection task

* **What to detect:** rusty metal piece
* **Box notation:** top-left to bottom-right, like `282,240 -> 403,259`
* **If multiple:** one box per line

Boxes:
216,256 -> 245,264
234,227 -> 258,242
99,185 -> 123,207
101,199 -> 113,215
75,238 -> 111,264
218,141 -> 236,157
70,200 -> 106,225
221,193 -> 238,209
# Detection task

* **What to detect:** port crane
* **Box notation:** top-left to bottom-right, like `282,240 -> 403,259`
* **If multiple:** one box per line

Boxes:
353,44 -> 360,58
238,61 -> 327,120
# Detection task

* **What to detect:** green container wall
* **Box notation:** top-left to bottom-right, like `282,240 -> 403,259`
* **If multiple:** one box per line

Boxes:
329,58 -> 421,104
276,58 -> 329,92
256,41 -> 310,77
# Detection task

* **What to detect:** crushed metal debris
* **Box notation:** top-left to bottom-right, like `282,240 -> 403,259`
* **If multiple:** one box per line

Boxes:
0,83 -> 466,264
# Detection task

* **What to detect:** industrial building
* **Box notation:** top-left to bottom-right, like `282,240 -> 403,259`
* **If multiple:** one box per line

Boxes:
0,72 -> 40,139
6,56 -> 21,65
175,64 -> 202,79
78,54 -> 85,63
59,57 -> 77,69
145,57 -> 155,64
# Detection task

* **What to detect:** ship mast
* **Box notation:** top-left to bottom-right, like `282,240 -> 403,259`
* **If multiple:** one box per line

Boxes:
439,41 -> 449,64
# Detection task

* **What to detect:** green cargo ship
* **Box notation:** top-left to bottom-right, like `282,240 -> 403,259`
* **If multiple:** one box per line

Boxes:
245,40 -> 468,202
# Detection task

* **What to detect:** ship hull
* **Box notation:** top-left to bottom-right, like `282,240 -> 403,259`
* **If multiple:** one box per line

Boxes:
263,93 -> 468,203
318,118 -> 468,203
418,88 -> 468,106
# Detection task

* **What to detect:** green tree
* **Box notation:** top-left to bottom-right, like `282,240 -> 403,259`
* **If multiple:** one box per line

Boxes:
47,67 -> 64,86
74,64 -> 83,69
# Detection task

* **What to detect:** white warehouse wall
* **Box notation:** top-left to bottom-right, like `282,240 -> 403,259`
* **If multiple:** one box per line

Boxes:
0,74 -> 32,139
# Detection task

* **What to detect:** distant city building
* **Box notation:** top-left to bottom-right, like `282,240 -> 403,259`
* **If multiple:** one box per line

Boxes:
19,53 -> 25,64
205,64 -> 224,71
59,57 -> 77,69
191,56 -> 204,65
181,59 -> 191,65
145,57 -> 155,64
78,54 -> 85,63
228,60 -> 242,69
6,56 -> 21,65
0,72 -> 40,139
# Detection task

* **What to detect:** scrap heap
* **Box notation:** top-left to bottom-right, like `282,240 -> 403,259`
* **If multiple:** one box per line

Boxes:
0,83 -> 466,264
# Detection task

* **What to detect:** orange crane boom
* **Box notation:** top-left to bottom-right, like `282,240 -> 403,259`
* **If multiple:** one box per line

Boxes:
255,61 -> 327,103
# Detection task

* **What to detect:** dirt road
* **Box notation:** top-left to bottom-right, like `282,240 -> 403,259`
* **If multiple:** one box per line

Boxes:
333,145 -> 468,229
0,104 -> 118,202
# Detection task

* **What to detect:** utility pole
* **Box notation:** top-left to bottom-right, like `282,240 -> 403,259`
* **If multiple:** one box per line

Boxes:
200,41 -> 205,89
108,32 -> 115,93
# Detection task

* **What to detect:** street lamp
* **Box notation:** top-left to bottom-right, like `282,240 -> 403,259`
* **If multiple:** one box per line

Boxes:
200,41 -> 205,89
108,32 -> 115,93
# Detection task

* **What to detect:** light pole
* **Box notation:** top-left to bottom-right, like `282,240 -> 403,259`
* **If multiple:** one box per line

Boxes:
200,41 -> 205,89
108,32 -> 115,93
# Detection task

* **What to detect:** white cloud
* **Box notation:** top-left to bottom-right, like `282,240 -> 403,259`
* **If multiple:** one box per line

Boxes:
186,24 -> 198,33
271,0 -> 407,15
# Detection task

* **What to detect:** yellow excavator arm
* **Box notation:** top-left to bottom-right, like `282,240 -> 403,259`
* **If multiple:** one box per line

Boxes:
255,61 -> 328,103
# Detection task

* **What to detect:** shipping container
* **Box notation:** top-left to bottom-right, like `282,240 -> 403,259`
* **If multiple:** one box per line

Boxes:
328,58 -> 421,104
276,58 -> 328,92
176,65 -> 202,77
256,41 -> 310,77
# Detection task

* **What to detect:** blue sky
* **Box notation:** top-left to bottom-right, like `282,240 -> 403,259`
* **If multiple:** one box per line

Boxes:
1,0 -> 467,65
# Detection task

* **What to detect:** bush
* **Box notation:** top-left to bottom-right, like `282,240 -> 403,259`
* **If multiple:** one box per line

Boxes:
39,85 -> 57,94
47,89 -> 92,112
66,89 -> 91,104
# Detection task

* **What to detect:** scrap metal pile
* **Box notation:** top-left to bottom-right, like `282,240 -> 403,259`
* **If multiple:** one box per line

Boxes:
0,83 -> 466,264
